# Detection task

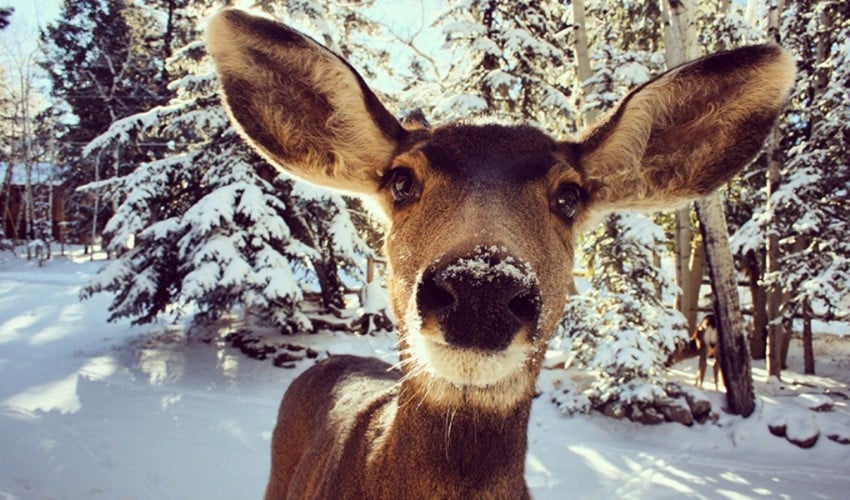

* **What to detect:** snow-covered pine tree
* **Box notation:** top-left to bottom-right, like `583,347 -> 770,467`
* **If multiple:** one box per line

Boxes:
580,0 -> 665,120
41,0 -> 186,247
81,2 -> 385,333
432,0 -> 577,131
729,1 -> 849,376
556,211 -> 696,424
771,0 -> 850,373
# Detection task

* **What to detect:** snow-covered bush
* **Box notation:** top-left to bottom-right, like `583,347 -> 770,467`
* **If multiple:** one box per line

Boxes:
554,212 -> 700,424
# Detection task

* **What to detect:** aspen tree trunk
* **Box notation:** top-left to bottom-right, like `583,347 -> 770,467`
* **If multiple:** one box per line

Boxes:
572,0 -> 597,127
661,0 -> 701,333
765,144 -> 783,377
764,0 -> 785,379
24,160 -> 33,259
22,74 -> 34,260
683,239 -> 705,332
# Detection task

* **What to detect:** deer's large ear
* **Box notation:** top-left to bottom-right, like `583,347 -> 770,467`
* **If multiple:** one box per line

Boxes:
207,9 -> 407,193
572,45 -> 795,211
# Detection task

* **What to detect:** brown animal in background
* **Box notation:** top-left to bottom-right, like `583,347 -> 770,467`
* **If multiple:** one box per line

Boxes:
692,314 -> 722,390
207,9 -> 794,499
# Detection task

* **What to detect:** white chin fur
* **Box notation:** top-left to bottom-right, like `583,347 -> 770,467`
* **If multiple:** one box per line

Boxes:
406,323 -> 530,388
401,268 -> 532,389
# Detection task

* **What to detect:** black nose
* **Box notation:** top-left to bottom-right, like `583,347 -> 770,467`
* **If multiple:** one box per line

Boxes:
416,252 -> 541,351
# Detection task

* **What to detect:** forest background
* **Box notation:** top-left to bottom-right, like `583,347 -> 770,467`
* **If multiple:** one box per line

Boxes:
1,0 -> 848,420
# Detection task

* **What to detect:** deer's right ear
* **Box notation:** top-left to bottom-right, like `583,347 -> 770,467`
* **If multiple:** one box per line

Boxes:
207,9 -> 407,194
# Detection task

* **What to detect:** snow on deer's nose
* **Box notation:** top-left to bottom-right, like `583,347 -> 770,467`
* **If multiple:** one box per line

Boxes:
416,246 -> 541,351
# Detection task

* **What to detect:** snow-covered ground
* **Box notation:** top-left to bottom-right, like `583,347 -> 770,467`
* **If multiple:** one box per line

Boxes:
1,250 -> 849,499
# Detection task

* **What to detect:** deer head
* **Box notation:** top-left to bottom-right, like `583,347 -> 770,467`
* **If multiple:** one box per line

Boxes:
208,10 -> 794,414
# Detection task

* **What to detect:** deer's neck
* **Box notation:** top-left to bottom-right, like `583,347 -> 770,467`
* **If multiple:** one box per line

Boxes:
366,382 -> 531,498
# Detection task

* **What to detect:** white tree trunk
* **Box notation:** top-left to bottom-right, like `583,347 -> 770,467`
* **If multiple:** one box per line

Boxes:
661,0 -> 700,332
572,0 -> 596,127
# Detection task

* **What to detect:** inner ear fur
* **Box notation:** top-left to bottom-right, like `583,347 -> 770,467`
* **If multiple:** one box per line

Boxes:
574,45 -> 796,210
207,9 -> 407,193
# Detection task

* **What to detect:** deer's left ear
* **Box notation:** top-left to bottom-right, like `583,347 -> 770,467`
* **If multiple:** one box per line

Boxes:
207,9 -> 407,194
571,45 -> 795,211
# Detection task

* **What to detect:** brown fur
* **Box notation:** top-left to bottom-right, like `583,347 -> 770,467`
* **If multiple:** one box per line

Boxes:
578,45 -> 796,213
207,9 -> 794,499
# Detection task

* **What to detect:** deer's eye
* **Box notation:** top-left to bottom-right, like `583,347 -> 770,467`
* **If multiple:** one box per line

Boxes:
388,168 -> 419,204
552,183 -> 583,221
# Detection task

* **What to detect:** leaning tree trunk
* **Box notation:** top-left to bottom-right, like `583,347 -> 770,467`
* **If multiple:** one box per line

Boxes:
696,195 -> 755,416
661,0 -> 754,416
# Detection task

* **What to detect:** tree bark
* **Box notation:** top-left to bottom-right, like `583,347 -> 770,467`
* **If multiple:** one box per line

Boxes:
802,300 -> 814,374
572,0 -> 596,127
90,150 -> 102,260
661,0 -> 696,65
696,195 -> 755,417
673,209 -> 694,323
745,251 -> 767,359
764,0 -> 784,380
682,237 -> 705,333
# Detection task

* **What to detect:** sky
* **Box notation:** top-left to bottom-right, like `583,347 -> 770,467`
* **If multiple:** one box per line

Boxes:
0,0 -> 441,96
2,0 -> 61,51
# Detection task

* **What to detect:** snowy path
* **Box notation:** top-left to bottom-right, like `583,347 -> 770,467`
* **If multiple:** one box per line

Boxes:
1,255 -> 849,499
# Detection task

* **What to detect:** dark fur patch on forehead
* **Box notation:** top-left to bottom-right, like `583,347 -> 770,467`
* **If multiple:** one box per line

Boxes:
421,124 -> 559,183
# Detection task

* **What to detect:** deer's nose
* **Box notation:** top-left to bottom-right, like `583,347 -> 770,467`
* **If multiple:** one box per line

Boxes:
416,251 -> 541,351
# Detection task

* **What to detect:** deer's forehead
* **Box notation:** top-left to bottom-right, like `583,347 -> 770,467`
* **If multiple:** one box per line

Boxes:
405,124 -> 566,184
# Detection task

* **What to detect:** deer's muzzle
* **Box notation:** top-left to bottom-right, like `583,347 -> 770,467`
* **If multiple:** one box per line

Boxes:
416,247 -> 541,351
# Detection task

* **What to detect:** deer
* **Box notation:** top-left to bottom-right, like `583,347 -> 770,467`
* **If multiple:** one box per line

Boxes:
207,9 -> 795,499
692,314 -> 722,390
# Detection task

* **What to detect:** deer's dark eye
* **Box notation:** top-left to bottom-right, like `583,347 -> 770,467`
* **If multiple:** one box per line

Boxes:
552,183 -> 582,221
388,168 -> 419,204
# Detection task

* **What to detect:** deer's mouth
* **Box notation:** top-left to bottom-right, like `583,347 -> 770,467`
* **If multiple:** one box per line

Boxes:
402,271 -> 537,388
400,299 -> 537,411
405,319 -> 533,388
